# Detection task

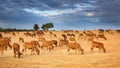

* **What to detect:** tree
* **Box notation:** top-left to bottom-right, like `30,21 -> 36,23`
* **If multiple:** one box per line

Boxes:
41,23 -> 54,30
33,24 -> 39,30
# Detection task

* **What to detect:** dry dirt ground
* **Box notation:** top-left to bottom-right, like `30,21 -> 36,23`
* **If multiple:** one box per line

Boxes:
0,30 -> 120,68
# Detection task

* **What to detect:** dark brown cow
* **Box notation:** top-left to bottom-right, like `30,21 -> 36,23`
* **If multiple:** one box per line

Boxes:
116,30 -> 120,33
61,34 -> 67,40
0,33 -> 2,39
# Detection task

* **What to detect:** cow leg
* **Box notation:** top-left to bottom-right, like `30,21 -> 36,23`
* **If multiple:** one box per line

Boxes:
91,46 -> 94,52
24,48 -> 27,55
78,48 -> 83,55
31,49 -> 34,55
35,48 -> 40,55
79,48 -> 84,55
67,48 -> 70,52
99,48 -> 101,53
59,43 -> 61,47
14,49 -> 16,58
49,48 -> 51,51
55,43 -> 57,47
18,52 -> 23,58
1,50 -> 4,56
51,46 -> 54,50
18,52 -> 20,58
22,48 -> 25,54
104,36 -> 107,40
84,36 -> 86,40
75,49 -> 77,54
67,48 -> 71,54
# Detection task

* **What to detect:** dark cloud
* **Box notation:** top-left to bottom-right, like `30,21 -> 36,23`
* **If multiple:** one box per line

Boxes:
0,0 -> 119,29
96,0 -> 120,23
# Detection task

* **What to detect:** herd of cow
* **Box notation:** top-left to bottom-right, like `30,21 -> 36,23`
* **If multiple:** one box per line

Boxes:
0,29 -> 119,58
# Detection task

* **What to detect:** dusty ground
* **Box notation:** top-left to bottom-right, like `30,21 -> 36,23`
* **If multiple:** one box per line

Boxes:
0,30 -> 120,68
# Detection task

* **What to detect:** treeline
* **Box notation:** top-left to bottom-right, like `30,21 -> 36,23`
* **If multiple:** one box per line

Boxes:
0,27 -> 33,32
0,22 -> 54,32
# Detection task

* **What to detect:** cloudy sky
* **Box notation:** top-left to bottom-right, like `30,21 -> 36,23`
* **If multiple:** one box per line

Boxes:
0,0 -> 120,30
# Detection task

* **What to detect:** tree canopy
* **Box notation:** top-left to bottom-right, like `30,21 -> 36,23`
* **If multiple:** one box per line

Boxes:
41,23 -> 54,30
33,24 -> 39,30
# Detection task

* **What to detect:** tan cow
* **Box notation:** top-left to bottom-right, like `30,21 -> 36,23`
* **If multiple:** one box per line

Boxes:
89,38 -> 106,53
39,38 -> 54,51
22,41 -> 40,55
67,43 -> 84,55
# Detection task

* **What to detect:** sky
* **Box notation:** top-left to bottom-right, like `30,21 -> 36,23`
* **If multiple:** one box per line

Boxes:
0,0 -> 120,30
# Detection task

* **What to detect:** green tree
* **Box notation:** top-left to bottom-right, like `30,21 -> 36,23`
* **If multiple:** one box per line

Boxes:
33,24 -> 39,30
41,23 -> 54,30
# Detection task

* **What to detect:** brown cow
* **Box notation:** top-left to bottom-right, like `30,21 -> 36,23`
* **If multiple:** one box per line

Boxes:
97,34 -> 107,40
35,30 -> 44,36
61,34 -> 67,40
51,40 -> 58,47
83,31 -> 97,40
49,32 -> 53,37
59,39 -> 68,47
19,37 -> 24,43
67,33 -> 75,37
1,37 -> 11,42
24,32 -> 33,37
67,43 -> 84,55
39,38 -> 54,51
89,38 -> 106,53
13,43 -> 23,58
31,41 -> 41,48
12,32 -> 16,36
69,37 -> 76,43
22,41 -> 40,55
0,38 -> 12,55
78,33 -> 84,40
